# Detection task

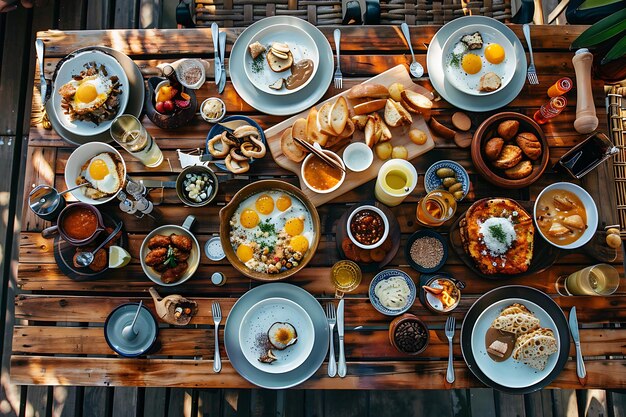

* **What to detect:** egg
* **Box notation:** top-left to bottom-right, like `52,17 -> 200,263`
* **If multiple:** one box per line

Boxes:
276,194 -> 292,211
485,43 -> 505,64
240,209 -> 260,228
267,322 -> 297,350
284,217 -> 304,236
81,152 -> 122,194
236,244 -> 255,262
289,235 -> 309,253
255,194 -> 275,215
68,74 -> 113,114
461,53 -> 482,75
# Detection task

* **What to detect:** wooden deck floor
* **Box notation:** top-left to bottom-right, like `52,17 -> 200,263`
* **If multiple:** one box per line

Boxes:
1,1 -> 625,416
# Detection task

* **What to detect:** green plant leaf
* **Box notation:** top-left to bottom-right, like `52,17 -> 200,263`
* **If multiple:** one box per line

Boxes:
571,9 -> 626,48
601,35 -> 626,64
578,0 -> 623,11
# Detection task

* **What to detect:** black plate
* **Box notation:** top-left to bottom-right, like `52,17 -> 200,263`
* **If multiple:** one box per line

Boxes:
405,229 -> 448,273
448,199 -> 560,279
460,286 -> 570,394
54,212 -> 127,281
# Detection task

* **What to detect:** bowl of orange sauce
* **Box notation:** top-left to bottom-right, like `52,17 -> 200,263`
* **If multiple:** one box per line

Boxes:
300,149 -> 345,194
43,202 -> 105,246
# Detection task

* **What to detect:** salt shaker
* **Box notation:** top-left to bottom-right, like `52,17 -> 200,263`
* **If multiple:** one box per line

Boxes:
572,48 -> 599,134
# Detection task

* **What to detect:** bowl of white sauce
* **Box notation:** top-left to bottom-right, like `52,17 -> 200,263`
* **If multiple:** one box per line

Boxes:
368,269 -> 416,316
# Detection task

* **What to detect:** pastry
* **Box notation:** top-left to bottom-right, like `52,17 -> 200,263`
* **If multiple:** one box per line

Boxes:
516,132 -> 542,160
484,137 -> 504,161
493,145 -> 522,169
497,120 -> 520,140
504,160 -> 533,179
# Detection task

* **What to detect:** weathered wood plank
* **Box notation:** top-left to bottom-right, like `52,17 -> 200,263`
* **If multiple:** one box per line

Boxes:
469,389 -> 496,417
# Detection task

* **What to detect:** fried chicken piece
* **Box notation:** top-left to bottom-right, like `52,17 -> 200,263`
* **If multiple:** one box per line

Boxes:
161,261 -> 189,284
173,248 -> 190,262
170,234 -> 192,252
88,249 -> 108,272
145,247 -> 167,266
147,235 -> 171,249
152,263 -> 169,273
103,226 -> 123,249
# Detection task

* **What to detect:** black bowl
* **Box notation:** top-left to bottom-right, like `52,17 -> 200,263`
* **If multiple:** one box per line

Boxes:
405,229 -> 448,273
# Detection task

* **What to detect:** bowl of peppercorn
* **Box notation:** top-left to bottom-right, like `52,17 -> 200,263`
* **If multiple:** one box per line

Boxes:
389,314 -> 429,355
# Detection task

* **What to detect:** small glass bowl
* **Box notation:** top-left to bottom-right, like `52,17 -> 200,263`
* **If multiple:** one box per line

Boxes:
200,98 -> 226,123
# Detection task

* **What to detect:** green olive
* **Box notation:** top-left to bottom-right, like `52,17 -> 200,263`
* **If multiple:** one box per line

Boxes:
442,177 -> 458,188
453,190 -> 465,201
436,168 -> 455,178
448,182 -> 463,193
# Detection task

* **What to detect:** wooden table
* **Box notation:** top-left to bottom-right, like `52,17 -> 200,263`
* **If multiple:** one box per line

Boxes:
13,25 -> 626,389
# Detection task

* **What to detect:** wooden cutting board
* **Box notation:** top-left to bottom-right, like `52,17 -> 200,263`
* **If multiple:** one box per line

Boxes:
265,64 -> 436,207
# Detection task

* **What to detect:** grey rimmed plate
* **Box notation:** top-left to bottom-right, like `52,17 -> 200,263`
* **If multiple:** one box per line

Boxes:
229,16 -> 333,116
224,283 -> 329,389
426,16 -> 527,112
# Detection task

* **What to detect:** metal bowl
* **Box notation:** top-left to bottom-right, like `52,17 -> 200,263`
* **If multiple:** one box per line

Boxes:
176,165 -> 219,207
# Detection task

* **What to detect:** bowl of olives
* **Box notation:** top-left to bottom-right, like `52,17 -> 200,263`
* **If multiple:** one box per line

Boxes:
424,160 -> 470,201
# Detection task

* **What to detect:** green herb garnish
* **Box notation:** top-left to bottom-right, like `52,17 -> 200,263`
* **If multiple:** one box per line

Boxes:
259,219 -> 276,234
252,53 -> 265,74
164,246 -> 178,268
449,53 -> 461,68
488,224 -> 508,245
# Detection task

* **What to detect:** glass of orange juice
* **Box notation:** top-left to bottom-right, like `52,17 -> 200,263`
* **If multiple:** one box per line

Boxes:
416,190 -> 457,227
331,260 -> 362,298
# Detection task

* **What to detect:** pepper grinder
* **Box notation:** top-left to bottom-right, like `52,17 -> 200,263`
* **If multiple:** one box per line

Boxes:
572,48 -> 598,134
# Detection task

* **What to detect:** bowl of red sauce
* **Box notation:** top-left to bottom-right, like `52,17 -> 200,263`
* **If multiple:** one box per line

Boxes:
347,205 -> 389,250
53,203 -> 105,246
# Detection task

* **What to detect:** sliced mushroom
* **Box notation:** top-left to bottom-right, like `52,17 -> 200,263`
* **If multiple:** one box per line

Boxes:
271,42 -> 290,53
225,154 -> 250,174
207,134 -> 230,158
269,78 -> 284,90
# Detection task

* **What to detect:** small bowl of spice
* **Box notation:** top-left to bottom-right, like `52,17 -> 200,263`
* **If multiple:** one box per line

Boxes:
176,165 -> 219,207
175,59 -> 206,90
405,229 -> 448,273
200,97 -> 226,123
422,275 -> 463,313
347,205 -> 389,250
389,314 -> 429,355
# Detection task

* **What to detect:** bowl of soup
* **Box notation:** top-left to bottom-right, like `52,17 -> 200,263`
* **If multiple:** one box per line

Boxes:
533,182 -> 598,249
42,203 -> 105,246
300,149 -> 345,194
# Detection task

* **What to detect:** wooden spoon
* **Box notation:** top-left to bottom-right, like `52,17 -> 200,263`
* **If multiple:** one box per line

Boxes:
149,287 -> 198,326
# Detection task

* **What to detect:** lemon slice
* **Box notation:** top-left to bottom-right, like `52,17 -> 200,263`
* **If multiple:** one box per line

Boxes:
109,246 -> 131,269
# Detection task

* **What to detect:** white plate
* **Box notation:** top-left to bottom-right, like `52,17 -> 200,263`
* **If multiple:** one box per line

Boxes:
442,24 -> 516,96
53,50 -> 129,136
64,142 -> 126,205
229,16 -> 334,116
238,297 -> 315,374
470,298 -> 560,389
244,24 -> 319,95
427,16 -> 527,112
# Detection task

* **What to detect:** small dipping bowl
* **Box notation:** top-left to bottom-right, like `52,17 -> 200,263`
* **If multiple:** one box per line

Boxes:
176,165 -> 219,207
405,229 -> 448,273
389,313 -> 429,355
347,205 -> 389,250
200,97 -> 226,123
41,202 -> 105,246
301,148 -> 346,194
104,303 -> 159,357
369,269 -> 416,316
424,160 -> 470,201
343,142 -> 373,172
422,275 -> 463,314
29,184 -> 67,221
175,59 -> 206,90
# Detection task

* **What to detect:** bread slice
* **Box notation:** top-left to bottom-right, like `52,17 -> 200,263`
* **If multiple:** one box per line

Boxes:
291,117 -> 308,151
346,83 -> 390,100
267,50 -> 293,73
306,107 -> 329,147
478,72 -> 502,92
353,99 -> 387,115
393,100 -> 413,124
281,127 -> 307,163
352,115 -> 369,130
248,41 -> 266,59
401,89 -> 433,120
337,118 -> 355,139
384,99 -> 404,128
491,312 -> 540,336
330,96 -> 348,134
318,102 -> 336,136
379,118 -> 392,142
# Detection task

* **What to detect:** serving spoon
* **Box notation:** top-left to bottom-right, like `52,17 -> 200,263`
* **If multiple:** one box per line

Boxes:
75,221 -> 123,267
401,23 -> 424,78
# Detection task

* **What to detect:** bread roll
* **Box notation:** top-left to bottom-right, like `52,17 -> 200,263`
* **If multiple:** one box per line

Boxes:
515,132 -> 542,160
346,83 -> 390,99
492,145 -> 522,169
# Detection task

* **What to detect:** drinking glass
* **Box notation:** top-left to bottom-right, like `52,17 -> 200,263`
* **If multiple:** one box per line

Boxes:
110,115 -> 163,167
416,190 -> 457,227
331,260 -> 362,298
374,159 -> 418,207
555,263 -> 620,296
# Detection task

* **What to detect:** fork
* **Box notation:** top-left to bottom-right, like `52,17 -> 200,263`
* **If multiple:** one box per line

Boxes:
445,316 -> 455,383
211,301 -> 222,373
522,24 -> 539,85
333,29 -> 342,89
325,303 -> 337,377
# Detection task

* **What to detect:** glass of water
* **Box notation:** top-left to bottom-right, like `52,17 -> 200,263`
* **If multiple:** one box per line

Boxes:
110,115 -> 163,168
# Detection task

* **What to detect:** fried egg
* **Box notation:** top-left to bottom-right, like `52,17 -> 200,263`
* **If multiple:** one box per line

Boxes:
240,209 -> 260,228
461,53 -> 482,74
485,43 -> 505,64
255,194 -> 275,215
81,152 -> 122,194
64,74 -> 113,114
276,194 -> 292,211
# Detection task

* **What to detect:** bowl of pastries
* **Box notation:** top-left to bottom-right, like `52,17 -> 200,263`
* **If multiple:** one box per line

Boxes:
471,112 -> 549,188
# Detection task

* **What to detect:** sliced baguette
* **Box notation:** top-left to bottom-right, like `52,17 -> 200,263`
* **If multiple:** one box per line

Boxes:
353,99 -> 387,115
429,116 -> 456,140
379,118 -> 392,142
352,115 -> 369,130
306,107 -> 329,147
364,117 -> 378,148
346,83 -> 390,99
384,99 -> 409,127
318,102 -> 337,136
337,118 -> 355,139
267,50 -> 293,72
401,89 -> 433,120
325,135 -> 345,149
330,96 -> 349,134
292,117 -> 309,151
281,127 -> 307,163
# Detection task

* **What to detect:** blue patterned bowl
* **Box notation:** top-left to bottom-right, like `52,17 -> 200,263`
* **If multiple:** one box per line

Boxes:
368,269 -> 417,316
424,160 -> 470,200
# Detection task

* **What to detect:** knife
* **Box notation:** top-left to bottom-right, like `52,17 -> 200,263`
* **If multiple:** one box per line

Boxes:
337,299 -> 346,377
569,306 -> 587,381
35,39 -> 50,107
218,31 -> 226,94
139,179 -> 177,188
211,23 -> 222,87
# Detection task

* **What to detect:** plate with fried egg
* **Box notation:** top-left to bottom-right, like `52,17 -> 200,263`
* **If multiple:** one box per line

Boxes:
53,50 -> 129,136
64,142 -> 126,205
219,180 -> 320,281
442,24 -> 516,96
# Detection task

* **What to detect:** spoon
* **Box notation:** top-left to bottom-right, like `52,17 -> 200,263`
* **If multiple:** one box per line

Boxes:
121,301 -> 143,340
74,221 -> 123,267
401,23 -> 424,78
31,183 -> 88,212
